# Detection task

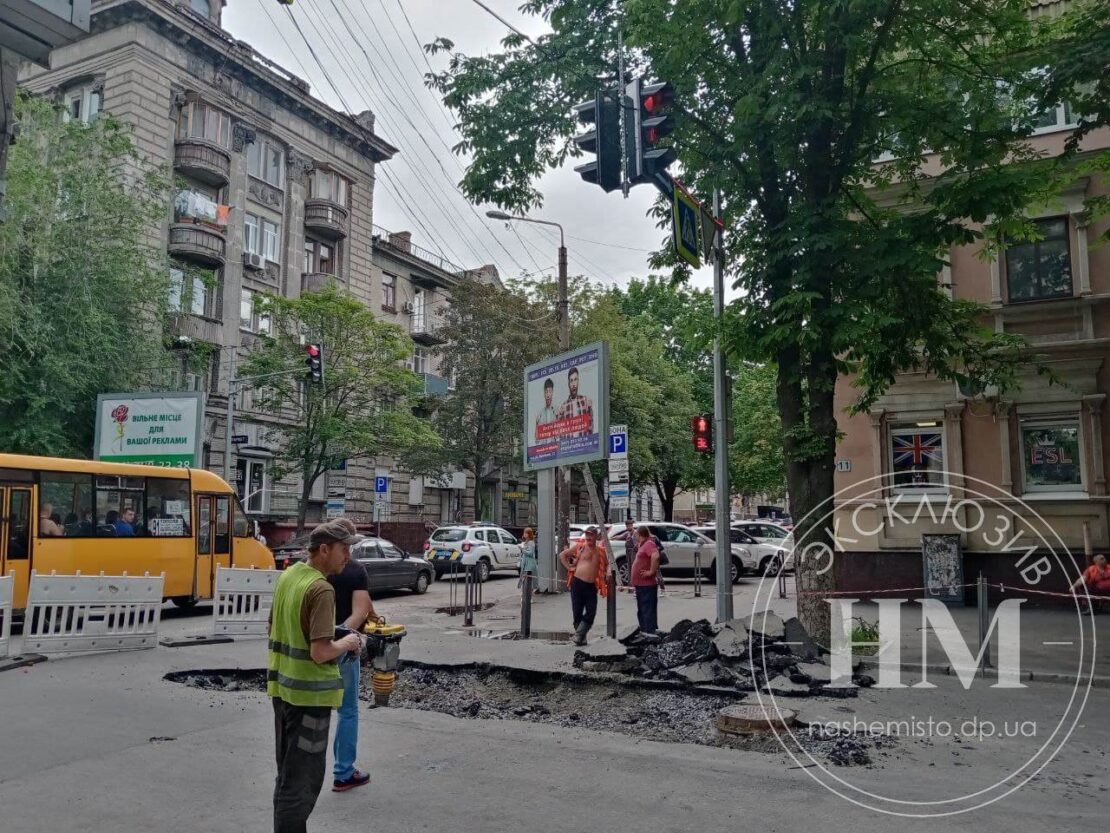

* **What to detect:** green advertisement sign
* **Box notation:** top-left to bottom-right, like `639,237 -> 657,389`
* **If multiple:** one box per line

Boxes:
94,392 -> 204,468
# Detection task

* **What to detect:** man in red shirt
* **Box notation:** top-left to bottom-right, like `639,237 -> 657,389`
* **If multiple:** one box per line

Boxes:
630,526 -> 661,632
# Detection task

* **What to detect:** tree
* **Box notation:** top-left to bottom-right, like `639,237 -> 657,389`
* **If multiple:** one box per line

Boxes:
431,0 -> 1072,640
421,279 -> 556,519
730,363 -> 787,502
238,285 -> 438,533
0,94 -> 174,457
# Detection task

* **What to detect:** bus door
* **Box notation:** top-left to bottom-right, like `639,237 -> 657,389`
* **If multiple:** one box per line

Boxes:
0,487 -> 32,609
194,494 -> 231,599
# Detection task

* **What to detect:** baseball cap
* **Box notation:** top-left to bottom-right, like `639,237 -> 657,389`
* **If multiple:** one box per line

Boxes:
309,518 -> 363,548
584,526 -> 599,537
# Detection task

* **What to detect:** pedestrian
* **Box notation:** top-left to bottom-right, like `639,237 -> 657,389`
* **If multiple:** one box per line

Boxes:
1071,553 -> 1110,612
622,519 -> 637,588
631,526 -> 660,633
518,527 -> 538,591
327,519 -> 382,793
38,503 -> 64,537
268,518 -> 365,833
558,526 -> 608,645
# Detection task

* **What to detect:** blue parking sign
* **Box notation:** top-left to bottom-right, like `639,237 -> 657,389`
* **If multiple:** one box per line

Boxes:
375,476 -> 389,493
609,433 -> 627,455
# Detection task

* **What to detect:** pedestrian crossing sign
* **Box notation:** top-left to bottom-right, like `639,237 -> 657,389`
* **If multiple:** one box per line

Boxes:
672,183 -> 701,268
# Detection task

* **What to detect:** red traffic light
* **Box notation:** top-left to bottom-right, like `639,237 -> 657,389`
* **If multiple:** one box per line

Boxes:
690,413 -> 712,453
305,344 -> 320,357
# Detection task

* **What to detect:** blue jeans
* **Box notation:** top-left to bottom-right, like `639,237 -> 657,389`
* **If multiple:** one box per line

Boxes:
635,585 -> 658,632
332,657 -> 360,781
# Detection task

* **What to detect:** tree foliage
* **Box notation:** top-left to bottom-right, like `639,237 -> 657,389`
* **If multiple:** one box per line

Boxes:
0,94 -> 173,456
421,279 -> 556,518
431,0 -> 1090,638
238,285 -> 438,533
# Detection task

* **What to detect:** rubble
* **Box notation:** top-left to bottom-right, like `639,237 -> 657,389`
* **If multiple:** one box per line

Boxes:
576,616 -> 868,700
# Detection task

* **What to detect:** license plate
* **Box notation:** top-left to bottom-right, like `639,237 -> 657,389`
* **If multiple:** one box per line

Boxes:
435,548 -> 453,560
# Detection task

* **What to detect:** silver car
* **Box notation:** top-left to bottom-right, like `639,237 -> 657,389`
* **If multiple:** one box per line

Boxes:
609,522 -> 748,584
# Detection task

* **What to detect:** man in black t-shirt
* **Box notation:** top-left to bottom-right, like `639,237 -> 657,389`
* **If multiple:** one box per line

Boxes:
326,521 -> 382,793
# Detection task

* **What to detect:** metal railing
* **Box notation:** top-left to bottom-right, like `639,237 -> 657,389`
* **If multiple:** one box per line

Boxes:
372,224 -> 464,276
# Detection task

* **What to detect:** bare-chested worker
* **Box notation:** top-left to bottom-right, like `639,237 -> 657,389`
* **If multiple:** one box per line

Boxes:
559,526 -> 603,645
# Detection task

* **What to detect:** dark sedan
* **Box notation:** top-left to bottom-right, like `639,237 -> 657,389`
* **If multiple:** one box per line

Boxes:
352,537 -> 434,594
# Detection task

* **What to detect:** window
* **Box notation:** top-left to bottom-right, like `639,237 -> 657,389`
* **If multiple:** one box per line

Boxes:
303,239 -> 335,275
1006,217 -> 1072,302
145,478 -> 192,536
169,265 -> 216,318
311,170 -> 349,205
412,346 -> 427,375
382,273 -> 397,310
890,425 -> 946,491
63,85 -> 101,125
176,100 -> 230,147
244,213 -> 280,263
262,219 -> 280,263
1021,419 -> 1082,492
189,0 -> 210,14
412,288 -> 426,330
380,542 -> 403,559
499,531 -> 518,545
93,475 -> 145,537
244,213 -> 259,257
240,289 -> 272,334
39,472 -> 94,536
247,136 -> 284,187
1031,102 -> 1077,135
233,497 -> 250,536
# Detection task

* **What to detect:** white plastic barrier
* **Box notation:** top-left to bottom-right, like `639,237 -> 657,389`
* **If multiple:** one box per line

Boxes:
211,567 -> 279,637
0,575 -> 12,659
23,571 -> 164,655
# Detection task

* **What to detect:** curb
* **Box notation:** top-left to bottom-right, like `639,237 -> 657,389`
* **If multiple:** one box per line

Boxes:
855,658 -> 1110,690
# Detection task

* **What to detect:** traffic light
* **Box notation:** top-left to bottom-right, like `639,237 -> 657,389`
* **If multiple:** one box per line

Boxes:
572,89 -> 621,192
304,343 -> 323,385
691,413 -> 712,454
625,78 -> 676,185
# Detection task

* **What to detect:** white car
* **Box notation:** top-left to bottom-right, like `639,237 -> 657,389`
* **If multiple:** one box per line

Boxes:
423,523 -> 522,582
694,525 -> 790,576
733,521 -> 794,570
608,522 -> 749,585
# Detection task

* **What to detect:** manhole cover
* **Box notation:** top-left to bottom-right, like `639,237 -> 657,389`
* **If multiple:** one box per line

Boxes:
716,703 -> 797,735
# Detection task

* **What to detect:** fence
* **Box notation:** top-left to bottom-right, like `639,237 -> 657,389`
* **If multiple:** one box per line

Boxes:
23,571 -> 164,656
0,575 -> 12,659
211,567 -> 279,637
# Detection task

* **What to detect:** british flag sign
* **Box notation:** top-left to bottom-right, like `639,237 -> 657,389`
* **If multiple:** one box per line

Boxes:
893,432 -> 943,467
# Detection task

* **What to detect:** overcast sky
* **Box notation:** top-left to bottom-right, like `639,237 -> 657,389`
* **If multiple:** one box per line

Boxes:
222,0 -> 716,292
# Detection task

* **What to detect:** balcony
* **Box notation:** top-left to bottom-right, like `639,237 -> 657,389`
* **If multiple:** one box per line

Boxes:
410,313 -> 446,345
168,224 -> 226,267
174,139 -> 231,187
169,312 -> 222,345
422,373 -> 450,397
302,271 -> 339,294
304,199 -> 350,240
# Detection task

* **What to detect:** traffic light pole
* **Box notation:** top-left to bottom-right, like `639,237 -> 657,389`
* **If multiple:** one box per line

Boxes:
556,238 -> 571,586
711,189 -> 733,623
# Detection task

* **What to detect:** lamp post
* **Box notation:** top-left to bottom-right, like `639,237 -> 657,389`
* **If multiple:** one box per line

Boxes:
487,210 -> 569,592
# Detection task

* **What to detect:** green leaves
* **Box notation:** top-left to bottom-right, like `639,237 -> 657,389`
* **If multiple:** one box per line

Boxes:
0,94 -> 174,457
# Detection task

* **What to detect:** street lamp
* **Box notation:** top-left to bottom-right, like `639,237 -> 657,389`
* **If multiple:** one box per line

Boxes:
486,209 -> 569,592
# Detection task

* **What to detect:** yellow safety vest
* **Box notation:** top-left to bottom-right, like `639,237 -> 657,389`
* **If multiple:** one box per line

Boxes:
266,561 -> 343,708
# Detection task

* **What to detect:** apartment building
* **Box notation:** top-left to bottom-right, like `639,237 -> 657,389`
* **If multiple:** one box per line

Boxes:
831,86 -> 1110,599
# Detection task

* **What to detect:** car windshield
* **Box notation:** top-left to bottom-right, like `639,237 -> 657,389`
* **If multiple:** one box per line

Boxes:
431,529 -> 466,542
698,528 -> 716,540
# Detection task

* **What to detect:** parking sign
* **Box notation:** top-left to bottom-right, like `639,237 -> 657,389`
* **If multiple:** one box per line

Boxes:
375,476 -> 388,493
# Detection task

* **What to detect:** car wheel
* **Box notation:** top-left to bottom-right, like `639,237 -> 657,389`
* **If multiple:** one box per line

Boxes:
171,595 -> 199,609
760,555 -> 783,576
616,558 -> 631,585
412,572 -> 431,594
709,558 -> 742,585
475,558 -> 491,583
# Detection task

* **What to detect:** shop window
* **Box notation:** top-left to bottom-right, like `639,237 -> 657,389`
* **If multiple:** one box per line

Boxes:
890,425 -> 946,492
1021,419 -> 1083,491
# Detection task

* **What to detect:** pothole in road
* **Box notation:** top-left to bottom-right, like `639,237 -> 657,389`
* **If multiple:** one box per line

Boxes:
164,664 -> 893,766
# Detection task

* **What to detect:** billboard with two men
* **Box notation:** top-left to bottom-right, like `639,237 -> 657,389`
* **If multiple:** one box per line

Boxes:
523,341 -> 609,470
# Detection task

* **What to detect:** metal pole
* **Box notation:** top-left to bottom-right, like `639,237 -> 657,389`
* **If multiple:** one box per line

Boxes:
465,565 -> 474,627
520,572 -> 532,638
977,572 -> 991,670
711,190 -> 733,623
224,348 -> 236,482
556,239 -> 571,580
694,550 -> 701,598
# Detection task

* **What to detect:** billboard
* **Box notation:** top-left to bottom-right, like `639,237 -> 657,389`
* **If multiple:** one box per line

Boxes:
523,342 -> 609,471
94,392 -> 204,468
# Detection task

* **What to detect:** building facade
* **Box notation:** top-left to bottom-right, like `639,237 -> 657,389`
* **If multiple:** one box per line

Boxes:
831,97 -> 1110,601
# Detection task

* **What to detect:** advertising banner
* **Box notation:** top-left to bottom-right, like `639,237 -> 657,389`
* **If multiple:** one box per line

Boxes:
523,342 -> 609,471
94,392 -> 204,468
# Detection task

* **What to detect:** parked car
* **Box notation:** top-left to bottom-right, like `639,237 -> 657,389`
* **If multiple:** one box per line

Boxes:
693,525 -> 789,576
608,522 -> 747,584
423,523 -> 522,582
271,534 -> 310,570
351,536 -> 434,594
733,520 -> 794,570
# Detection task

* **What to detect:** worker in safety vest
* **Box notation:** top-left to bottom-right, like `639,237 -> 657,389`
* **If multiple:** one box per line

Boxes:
268,518 -> 365,833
